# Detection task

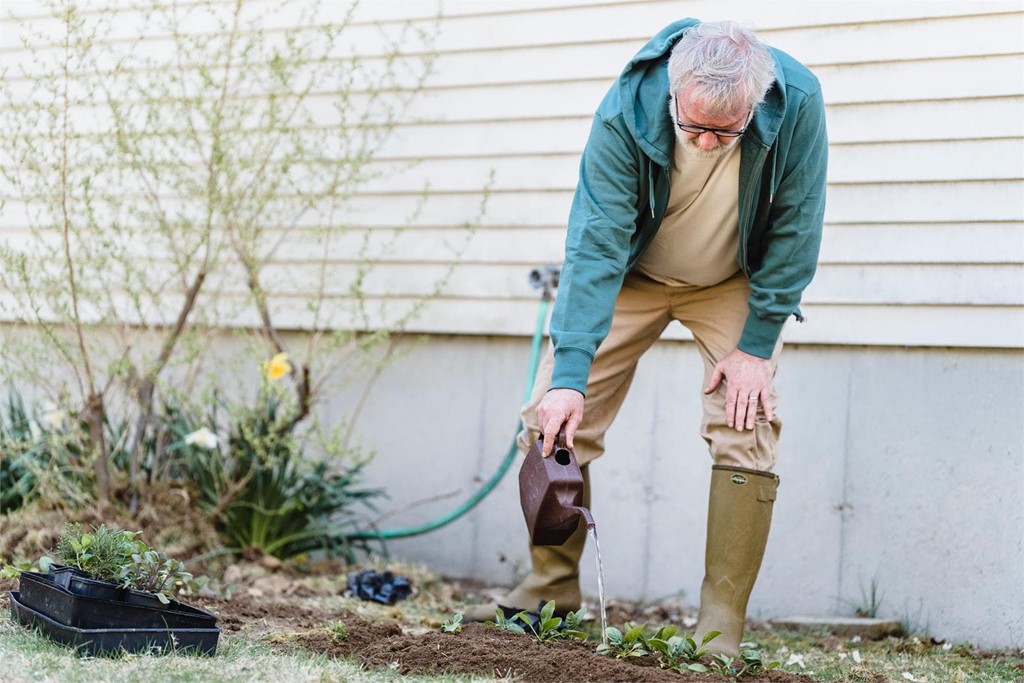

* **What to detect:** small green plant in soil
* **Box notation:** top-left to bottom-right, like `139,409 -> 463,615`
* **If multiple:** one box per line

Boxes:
525,601 -> 588,643
597,622 -> 676,658
648,629 -> 721,672
326,621 -> 348,642
487,602 -> 587,643
441,613 -> 463,633
708,650 -> 782,679
488,607 -> 527,635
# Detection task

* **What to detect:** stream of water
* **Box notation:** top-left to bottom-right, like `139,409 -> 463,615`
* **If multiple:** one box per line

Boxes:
587,524 -> 608,646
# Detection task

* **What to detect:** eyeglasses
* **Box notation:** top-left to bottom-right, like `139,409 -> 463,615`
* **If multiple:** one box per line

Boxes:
673,95 -> 751,139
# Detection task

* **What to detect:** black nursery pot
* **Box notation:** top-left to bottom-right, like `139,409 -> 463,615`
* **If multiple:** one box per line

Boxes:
49,565 -> 128,601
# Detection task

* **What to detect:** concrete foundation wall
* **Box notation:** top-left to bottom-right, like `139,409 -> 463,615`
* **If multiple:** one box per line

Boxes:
343,335 -> 1024,649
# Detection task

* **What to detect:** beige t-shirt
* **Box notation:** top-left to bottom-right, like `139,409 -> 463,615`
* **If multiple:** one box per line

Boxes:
634,139 -> 741,287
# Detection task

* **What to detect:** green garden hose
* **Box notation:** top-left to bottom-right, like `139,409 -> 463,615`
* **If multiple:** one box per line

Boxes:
348,286 -> 553,541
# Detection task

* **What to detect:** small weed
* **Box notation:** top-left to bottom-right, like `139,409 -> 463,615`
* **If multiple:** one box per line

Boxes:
839,573 -> 886,618
898,599 -> 930,637
326,621 -> 348,642
441,613 -> 463,633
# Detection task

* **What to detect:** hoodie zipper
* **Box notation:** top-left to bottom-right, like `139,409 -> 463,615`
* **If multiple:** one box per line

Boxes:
739,140 -> 770,276
648,159 -> 656,217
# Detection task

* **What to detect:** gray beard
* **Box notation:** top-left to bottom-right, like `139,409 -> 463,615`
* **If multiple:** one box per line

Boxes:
676,133 -> 734,161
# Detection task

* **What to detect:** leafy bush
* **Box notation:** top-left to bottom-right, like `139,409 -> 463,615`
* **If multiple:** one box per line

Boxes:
0,390 -> 37,513
0,388 -> 135,513
175,380 -> 384,562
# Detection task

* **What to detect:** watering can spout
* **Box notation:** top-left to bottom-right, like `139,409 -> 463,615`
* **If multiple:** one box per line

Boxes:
518,431 -> 596,546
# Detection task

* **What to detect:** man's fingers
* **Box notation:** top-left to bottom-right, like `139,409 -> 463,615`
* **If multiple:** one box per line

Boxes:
704,366 -> 724,394
744,392 -> 758,430
541,422 -> 559,457
564,412 -> 583,450
725,388 -> 738,428
760,387 -> 774,422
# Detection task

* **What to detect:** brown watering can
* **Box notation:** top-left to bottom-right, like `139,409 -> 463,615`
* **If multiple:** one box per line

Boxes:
519,430 -> 595,546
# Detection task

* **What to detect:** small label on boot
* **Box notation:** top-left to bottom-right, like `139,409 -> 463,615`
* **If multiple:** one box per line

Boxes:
731,474 -> 748,485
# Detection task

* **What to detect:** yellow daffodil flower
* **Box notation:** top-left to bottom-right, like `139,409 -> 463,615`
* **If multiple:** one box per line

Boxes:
263,352 -> 292,381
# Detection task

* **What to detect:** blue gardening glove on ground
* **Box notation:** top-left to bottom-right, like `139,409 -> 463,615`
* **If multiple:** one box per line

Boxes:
346,569 -> 413,605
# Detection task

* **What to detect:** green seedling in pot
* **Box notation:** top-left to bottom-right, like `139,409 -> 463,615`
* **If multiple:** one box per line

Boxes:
121,540 -> 194,604
649,630 -> 720,672
52,522 -> 198,603
55,523 -> 138,582
441,613 -> 463,633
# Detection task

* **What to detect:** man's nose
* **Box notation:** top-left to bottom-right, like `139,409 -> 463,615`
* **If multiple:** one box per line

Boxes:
697,131 -> 719,150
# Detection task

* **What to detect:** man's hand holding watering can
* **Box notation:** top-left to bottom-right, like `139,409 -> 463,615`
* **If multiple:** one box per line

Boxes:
536,388 -> 585,457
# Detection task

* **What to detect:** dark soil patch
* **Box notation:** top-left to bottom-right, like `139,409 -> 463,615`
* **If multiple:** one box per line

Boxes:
293,621 -> 810,683
192,593 -> 358,633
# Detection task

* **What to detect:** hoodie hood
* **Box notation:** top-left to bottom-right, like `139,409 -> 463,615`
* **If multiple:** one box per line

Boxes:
617,18 -> 788,168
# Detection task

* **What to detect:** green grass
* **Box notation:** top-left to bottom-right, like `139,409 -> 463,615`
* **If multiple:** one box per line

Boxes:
738,628 -> 1023,683
0,615 -> 498,683
4,611 -> 1020,683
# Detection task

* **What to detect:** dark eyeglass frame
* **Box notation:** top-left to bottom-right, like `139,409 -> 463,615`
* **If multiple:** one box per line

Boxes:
673,94 -> 751,139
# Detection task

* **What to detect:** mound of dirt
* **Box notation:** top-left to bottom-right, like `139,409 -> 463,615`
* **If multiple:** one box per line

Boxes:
290,620 -> 811,683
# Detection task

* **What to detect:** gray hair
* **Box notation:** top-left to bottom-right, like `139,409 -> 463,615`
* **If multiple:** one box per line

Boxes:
667,21 -> 776,116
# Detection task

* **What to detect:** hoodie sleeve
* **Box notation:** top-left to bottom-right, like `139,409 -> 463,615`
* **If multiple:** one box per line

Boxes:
739,85 -> 828,358
549,113 -> 641,395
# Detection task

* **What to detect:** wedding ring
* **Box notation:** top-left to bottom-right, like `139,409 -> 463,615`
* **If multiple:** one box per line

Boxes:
747,396 -> 758,401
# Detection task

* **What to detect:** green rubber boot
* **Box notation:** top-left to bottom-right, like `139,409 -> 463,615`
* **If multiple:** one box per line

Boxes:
464,466 -> 589,622
693,465 -> 779,657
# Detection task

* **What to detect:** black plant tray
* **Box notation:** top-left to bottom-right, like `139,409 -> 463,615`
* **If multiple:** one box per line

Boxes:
18,572 -> 217,630
9,591 -> 220,656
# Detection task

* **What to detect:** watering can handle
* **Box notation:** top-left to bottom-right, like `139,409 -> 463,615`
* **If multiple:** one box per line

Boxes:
553,429 -> 572,458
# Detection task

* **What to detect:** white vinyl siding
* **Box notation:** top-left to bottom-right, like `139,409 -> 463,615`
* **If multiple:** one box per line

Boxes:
2,0 -> 1022,347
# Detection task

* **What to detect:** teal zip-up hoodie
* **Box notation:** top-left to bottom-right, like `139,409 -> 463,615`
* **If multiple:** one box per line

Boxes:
550,19 -> 828,395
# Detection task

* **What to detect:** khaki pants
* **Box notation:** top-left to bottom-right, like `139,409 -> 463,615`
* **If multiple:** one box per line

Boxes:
519,271 -> 782,471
